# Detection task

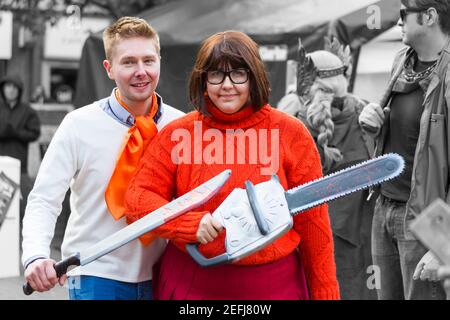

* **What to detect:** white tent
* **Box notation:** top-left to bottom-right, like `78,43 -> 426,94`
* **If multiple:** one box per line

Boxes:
355,26 -> 405,103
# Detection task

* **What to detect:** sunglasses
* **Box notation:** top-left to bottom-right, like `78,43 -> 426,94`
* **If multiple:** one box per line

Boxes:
400,7 -> 427,21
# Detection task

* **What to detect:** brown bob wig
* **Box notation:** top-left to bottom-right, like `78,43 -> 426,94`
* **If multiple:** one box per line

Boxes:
188,30 -> 270,114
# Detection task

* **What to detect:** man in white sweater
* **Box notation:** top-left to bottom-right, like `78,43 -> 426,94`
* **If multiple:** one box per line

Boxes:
22,17 -> 184,299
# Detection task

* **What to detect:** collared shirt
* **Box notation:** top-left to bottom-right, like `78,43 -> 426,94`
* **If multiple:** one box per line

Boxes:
101,89 -> 162,127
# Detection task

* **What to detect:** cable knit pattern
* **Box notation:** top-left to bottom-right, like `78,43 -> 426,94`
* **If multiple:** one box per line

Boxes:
125,104 -> 339,299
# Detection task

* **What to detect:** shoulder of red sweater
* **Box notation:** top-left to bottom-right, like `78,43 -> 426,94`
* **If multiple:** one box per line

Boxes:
157,111 -> 201,133
152,111 -> 201,148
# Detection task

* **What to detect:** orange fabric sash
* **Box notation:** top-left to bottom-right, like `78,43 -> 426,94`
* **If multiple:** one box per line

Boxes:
105,90 -> 158,245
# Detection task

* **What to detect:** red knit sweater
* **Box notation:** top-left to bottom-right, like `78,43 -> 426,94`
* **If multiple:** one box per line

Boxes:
125,104 -> 340,300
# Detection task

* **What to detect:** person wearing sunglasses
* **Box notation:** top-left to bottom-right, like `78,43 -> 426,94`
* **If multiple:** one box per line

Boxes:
358,0 -> 450,300
125,31 -> 340,300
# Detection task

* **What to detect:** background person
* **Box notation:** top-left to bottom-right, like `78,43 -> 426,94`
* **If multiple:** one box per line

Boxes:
278,38 -> 376,300
358,0 -> 450,299
0,74 -> 41,225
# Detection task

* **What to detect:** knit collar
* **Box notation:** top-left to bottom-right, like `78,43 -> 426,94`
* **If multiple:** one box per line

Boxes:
200,98 -> 271,129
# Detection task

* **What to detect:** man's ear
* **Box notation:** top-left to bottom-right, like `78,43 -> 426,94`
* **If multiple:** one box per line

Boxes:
103,59 -> 114,80
425,7 -> 439,27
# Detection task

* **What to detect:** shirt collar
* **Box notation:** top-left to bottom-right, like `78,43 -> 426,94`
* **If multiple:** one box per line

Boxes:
108,89 -> 135,126
108,88 -> 163,126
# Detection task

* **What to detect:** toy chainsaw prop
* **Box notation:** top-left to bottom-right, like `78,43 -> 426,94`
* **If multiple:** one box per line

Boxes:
186,153 -> 404,267
23,153 -> 403,295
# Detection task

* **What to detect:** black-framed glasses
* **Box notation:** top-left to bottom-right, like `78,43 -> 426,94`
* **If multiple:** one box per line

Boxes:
400,7 -> 427,21
206,68 -> 249,85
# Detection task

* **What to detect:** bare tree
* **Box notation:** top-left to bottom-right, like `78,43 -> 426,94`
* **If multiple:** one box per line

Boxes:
72,0 -> 171,18
0,0 -> 174,35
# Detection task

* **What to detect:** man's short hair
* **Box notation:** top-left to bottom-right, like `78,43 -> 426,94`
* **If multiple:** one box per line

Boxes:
103,16 -> 160,62
401,0 -> 450,34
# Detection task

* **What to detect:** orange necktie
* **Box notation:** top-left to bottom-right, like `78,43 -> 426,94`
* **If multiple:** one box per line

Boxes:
105,90 -> 159,245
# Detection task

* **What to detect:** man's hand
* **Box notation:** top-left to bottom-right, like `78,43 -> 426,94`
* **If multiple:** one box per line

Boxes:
24,259 -> 67,292
413,251 -> 442,282
197,213 -> 223,244
437,266 -> 450,296
358,103 -> 385,135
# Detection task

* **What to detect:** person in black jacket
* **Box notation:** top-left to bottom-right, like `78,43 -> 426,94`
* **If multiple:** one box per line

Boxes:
0,74 -> 41,222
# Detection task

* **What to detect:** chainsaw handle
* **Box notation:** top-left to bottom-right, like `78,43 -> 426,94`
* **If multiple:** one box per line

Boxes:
187,179 -> 273,267
186,244 -> 231,267
245,180 -> 269,235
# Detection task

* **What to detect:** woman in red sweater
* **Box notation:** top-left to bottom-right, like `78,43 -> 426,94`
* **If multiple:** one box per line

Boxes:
125,31 -> 339,300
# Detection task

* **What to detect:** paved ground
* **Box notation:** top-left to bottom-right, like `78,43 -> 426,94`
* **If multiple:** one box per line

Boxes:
0,206 -> 69,300
0,276 -> 68,300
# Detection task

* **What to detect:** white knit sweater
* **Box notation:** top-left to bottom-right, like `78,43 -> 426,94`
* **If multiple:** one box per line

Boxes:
22,100 -> 184,282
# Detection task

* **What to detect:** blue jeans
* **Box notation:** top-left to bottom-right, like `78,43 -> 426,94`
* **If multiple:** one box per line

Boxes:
68,275 -> 152,300
372,194 -> 446,300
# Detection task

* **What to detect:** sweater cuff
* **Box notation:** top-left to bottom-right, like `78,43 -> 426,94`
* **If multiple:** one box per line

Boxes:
171,211 -> 208,243
311,286 -> 341,300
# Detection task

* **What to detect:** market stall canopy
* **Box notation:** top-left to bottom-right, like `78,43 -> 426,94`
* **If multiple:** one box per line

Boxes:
74,0 -> 400,111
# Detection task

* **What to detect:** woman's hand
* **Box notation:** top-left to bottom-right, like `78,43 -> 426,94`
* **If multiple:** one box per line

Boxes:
196,213 -> 223,244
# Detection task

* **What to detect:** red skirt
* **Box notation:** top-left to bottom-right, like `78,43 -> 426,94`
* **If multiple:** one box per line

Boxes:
153,242 -> 310,300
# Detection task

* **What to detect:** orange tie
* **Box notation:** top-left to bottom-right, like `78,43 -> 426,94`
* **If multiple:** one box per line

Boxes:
105,90 -> 159,246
